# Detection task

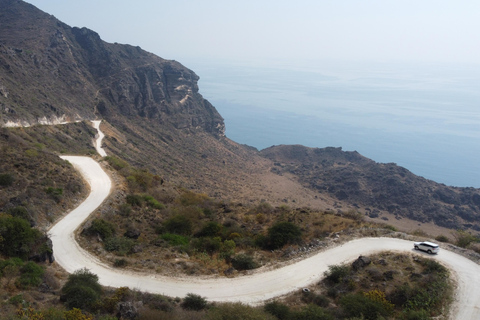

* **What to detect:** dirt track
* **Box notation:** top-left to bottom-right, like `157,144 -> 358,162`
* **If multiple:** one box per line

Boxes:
48,155 -> 480,319
48,122 -> 480,319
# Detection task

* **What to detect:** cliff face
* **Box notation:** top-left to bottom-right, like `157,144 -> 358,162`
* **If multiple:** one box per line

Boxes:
0,0 -> 224,135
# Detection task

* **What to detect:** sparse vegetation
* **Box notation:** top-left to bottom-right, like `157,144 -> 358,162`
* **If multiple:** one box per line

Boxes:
61,268 -> 103,311
0,214 -> 43,259
263,221 -> 302,250
231,254 -> 258,271
181,293 -> 208,311
0,173 -> 14,186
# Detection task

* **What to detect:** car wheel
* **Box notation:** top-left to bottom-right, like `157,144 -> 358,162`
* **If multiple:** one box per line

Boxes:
427,250 -> 432,254
414,246 -> 418,250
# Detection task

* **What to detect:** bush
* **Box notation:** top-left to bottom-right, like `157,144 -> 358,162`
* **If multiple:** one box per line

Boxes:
64,308 -> 94,320
143,195 -> 165,209
161,233 -> 190,246
264,301 -> 291,320
104,237 -> 135,255
0,257 -> 23,275
0,173 -> 14,186
181,293 -> 208,311
231,254 -> 258,271
196,222 -> 222,237
340,293 -> 393,320
290,304 -> 334,320
420,258 -> 447,274
0,214 -> 42,258
61,268 -> 102,311
206,302 -> 275,319
126,194 -> 143,207
164,215 -> 193,235
192,237 -> 222,255
46,187 -> 63,202
89,218 -> 116,240
403,309 -> 430,320
324,264 -> 350,284
7,206 -> 31,221
264,221 -> 302,250
455,230 -> 478,248
435,235 -> 449,243
302,291 -> 330,308
17,261 -> 44,288
105,156 -> 129,171
114,259 -> 128,268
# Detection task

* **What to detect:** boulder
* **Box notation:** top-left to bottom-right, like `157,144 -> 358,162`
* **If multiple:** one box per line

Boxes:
352,255 -> 371,271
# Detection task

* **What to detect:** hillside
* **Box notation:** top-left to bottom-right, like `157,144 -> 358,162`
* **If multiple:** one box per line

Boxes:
0,0 -> 479,236
261,145 -> 480,232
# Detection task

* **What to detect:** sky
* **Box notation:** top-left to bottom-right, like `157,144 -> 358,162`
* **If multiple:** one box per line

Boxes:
25,0 -> 480,66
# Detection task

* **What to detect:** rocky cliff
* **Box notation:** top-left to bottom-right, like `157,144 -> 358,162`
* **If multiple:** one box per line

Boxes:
0,0 -> 224,135
261,144 -> 480,231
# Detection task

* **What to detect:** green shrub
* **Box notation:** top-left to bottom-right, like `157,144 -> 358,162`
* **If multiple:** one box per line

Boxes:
0,173 -> 14,187
0,257 -> 24,275
161,233 -> 190,246
105,156 -> 129,171
113,259 -> 128,268
46,187 -> 63,202
420,258 -> 447,274
290,304 -> 334,320
181,293 -> 208,311
206,302 -> 275,319
455,230 -> 478,248
118,204 -> 132,216
264,301 -> 291,320
7,206 -> 30,221
17,261 -> 44,288
164,215 -> 193,235
219,239 -> 236,259
435,235 -> 449,243
61,268 -> 102,311
403,309 -> 430,320
143,195 -> 164,209
196,222 -> 222,237
264,221 -> 302,250
192,237 -> 222,255
126,194 -> 143,207
231,254 -> 258,271
324,264 -> 350,284
104,237 -> 134,255
9,294 -> 24,306
302,291 -> 330,308
25,149 -> 38,157
89,218 -> 116,240
340,293 -> 393,320
0,215 -> 41,258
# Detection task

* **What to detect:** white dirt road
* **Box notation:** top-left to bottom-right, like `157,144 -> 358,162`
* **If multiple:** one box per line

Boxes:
49,123 -> 480,319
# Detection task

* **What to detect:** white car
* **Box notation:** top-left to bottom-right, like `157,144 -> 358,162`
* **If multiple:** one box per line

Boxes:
414,241 -> 439,254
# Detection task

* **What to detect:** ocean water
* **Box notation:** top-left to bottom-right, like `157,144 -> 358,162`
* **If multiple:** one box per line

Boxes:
186,59 -> 480,188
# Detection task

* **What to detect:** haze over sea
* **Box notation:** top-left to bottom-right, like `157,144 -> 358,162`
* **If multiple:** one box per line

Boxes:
187,59 -> 480,188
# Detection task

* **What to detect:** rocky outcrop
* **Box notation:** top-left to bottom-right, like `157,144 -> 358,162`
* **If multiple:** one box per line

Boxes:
0,0 -> 224,135
261,144 -> 480,232
352,255 -> 371,271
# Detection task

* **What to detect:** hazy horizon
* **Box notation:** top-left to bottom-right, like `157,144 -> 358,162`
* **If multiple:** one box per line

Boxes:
26,1 -> 480,66
23,1 -> 480,187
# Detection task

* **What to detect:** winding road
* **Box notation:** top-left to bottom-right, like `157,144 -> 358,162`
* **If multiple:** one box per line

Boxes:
49,121 -> 480,319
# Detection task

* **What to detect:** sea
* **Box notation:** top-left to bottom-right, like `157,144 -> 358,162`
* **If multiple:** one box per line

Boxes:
183,59 -> 480,188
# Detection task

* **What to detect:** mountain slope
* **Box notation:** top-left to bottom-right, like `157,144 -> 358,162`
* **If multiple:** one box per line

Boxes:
0,0 -> 223,135
260,145 -> 480,231
1,0 -> 479,235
